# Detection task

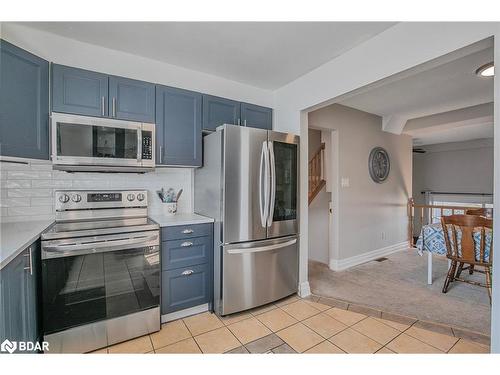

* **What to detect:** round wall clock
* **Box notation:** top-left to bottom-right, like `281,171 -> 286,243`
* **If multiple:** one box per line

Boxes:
368,147 -> 390,183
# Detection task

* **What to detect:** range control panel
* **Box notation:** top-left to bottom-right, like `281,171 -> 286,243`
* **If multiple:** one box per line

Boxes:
55,190 -> 148,211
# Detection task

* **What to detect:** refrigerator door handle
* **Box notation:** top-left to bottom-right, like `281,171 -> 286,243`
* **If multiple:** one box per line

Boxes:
226,238 -> 297,255
267,141 -> 276,227
259,141 -> 270,228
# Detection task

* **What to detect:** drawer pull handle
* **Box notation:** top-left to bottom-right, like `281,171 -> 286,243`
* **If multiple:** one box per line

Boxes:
182,269 -> 194,276
182,229 -> 194,234
181,241 -> 193,247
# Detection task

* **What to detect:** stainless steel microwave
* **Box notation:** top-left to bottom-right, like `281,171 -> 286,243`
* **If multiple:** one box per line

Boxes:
51,113 -> 155,172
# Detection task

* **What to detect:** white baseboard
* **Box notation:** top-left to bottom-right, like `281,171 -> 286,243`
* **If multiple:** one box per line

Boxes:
298,281 -> 311,297
329,241 -> 407,271
161,303 -> 209,323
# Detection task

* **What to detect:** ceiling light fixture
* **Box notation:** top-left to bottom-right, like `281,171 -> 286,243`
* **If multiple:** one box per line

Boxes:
475,62 -> 495,77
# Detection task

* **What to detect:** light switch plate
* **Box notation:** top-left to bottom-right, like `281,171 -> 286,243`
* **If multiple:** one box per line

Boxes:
341,177 -> 350,188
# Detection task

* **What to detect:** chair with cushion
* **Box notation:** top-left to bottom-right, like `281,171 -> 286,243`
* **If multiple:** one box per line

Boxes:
441,214 -> 493,303
465,208 -> 493,218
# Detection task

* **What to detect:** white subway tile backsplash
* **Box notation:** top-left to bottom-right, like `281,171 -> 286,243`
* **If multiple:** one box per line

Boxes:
7,170 -> 52,179
8,188 -> 54,198
31,197 -> 54,206
0,197 -> 31,207
36,179 -> 73,188
1,160 -> 193,221
1,179 -> 32,188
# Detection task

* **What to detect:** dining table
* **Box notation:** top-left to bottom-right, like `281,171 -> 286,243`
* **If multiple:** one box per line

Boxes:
415,222 -> 492,285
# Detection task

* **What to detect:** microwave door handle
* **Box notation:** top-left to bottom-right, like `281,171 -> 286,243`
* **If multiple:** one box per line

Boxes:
267,141 -> 276,227
137,127 -> 142,163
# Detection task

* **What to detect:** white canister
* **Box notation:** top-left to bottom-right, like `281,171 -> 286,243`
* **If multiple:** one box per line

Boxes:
162,202 -> 177,216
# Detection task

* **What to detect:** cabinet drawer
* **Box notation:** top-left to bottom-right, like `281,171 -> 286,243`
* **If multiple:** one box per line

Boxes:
161,223 -> 212,241
161,263 -> 211,314
162,236 -> 211,271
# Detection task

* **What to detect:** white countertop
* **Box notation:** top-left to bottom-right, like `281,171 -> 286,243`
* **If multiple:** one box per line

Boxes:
149,212 -> 214,227
0,219 -> 54,270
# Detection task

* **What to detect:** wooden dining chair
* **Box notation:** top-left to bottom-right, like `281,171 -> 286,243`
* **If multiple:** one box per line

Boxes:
441,214 -> 493,303
465,208 -> 493,218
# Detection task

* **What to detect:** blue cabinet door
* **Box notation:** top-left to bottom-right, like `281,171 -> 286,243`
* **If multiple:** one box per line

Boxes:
202,95 -> 240,131
241,103 -> 272,130
161,263 -> 211,314
0,40 -> 49,160
0,243 -> 40,352
52,64 -> 108,117
156,85 -> 202,166
109,76 -> 155,122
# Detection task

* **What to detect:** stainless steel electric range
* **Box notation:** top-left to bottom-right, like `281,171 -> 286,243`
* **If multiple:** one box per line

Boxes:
41,190 -> 160,353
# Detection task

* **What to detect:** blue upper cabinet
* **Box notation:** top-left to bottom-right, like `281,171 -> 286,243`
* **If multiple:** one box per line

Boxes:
52,64 -> 108,117
156,85 -> 202,167
241,102 -> 273,130
0,40 -> 49,160
109,76 -> 155,123
202,95 -> 240,131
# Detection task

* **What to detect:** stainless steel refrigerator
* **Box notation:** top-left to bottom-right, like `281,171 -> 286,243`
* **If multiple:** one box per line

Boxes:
195,124 -> 299,315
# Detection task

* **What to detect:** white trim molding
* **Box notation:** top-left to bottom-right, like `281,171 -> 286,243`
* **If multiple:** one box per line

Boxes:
298,281 -> 311,297
329,241 -> 408,271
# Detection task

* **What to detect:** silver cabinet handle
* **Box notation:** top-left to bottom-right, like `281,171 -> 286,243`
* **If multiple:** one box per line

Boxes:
237,118 -> 241,126
112,97 -> 116,117
181,269 -> 194,276
182,229 -> 194,234
244,119 -> 247,127
24,246 -> 32,275
159,146 -> 163,163
101,96 -> 105,116
181,241 -> 193,247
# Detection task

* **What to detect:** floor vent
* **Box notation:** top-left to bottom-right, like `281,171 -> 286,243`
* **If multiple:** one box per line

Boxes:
374,257 -> 388,262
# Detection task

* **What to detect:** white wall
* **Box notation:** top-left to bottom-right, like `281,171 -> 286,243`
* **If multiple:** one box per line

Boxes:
413,139 -> 494,206
0,23 -> 274,107
309,104 -> 412,263
308,128 -> 329,264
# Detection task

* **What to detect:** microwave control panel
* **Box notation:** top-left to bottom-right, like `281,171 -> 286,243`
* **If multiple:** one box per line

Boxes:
142,132 -> 153,160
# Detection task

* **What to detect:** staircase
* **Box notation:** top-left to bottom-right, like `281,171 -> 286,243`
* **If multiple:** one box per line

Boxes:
308,142 -> 326,204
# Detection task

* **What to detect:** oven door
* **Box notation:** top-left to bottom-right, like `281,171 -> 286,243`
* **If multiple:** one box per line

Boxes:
51,113 -> 155,170
41,231 -> 160,335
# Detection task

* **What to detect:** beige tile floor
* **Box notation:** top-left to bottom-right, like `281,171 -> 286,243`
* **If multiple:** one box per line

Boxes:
93,295 -> 491,354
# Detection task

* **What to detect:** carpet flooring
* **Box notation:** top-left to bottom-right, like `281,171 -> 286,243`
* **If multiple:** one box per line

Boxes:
308,249 -> 491,334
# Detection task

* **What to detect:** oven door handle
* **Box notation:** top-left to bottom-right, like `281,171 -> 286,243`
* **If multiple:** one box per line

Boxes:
42,234 -> 159,259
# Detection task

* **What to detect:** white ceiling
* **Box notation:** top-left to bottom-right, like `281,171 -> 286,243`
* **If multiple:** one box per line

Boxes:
337,43 -> 494,145
339,47 -> 494,119
17,22 -> 396,90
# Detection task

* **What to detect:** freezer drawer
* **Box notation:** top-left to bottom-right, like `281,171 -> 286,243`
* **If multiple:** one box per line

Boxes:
221,236 -> 298,315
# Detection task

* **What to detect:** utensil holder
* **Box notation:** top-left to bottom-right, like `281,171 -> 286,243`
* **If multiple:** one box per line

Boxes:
162,202 -> 177,216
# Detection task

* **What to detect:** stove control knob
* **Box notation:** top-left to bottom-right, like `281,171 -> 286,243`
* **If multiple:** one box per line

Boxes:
72,194 -> 82,203
137,193 -> 145,201
58,194 -> 70,203
127,193 -> 136,202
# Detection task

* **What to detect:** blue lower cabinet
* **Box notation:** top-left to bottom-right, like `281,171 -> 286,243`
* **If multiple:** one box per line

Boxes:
161,223 -> 213,241
0,40 -> 49,160
0,241 -> 40,353
162,263 -> 211,314
162,236 -> 211,271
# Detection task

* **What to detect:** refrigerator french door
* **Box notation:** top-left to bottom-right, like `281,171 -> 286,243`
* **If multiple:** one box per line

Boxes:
195,124 -> 299,315
222,126 -> 299,243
